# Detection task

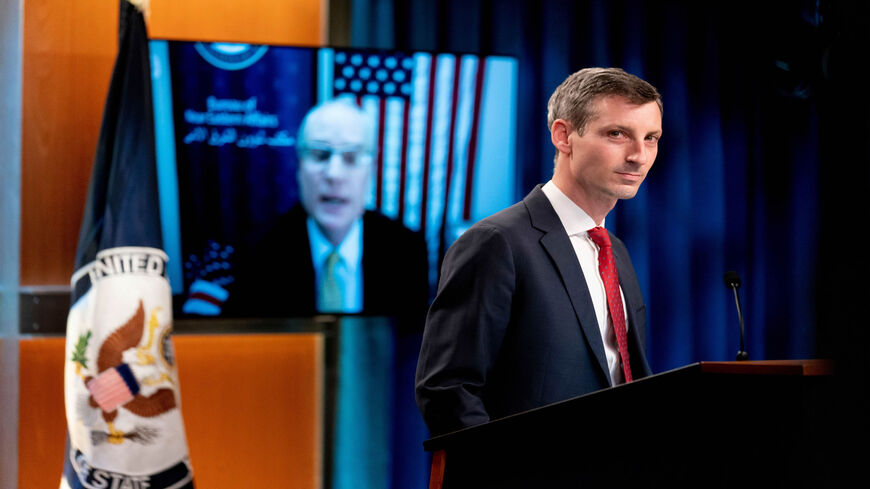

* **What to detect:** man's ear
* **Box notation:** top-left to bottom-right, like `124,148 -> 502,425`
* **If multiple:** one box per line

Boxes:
550,119 -> 573,156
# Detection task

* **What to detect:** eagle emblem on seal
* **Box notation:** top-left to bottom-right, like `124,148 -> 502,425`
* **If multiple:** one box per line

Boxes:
71,300 -> 178,445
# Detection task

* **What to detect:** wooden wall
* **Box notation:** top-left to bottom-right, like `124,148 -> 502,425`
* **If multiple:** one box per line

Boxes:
17,333 -> 323,489
19,0 -> 118,285
19,0 -> 325,286
148,0 -> 325,45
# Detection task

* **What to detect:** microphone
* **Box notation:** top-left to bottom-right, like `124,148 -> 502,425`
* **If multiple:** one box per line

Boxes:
723,271 -> 749,361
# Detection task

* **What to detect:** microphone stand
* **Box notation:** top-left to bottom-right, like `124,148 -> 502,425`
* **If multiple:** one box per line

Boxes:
730,285 -> 749,361
724,271 -> 749,361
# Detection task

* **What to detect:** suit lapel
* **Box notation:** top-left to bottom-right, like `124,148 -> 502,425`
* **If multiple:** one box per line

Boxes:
524,186 -> 612,386
613,243 -> 638,325
613,235 -> 652,378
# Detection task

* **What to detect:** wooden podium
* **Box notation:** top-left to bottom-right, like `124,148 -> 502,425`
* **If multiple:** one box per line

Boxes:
424,360 -> 835,488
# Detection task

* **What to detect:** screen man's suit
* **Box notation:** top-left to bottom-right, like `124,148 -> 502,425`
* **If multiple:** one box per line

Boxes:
228,204 -> 429,318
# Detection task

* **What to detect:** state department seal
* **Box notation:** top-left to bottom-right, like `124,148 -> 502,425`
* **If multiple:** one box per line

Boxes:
194,42 -> 269,71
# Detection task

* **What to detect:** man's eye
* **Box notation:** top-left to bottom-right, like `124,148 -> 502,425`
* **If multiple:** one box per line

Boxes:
309,149 -> 331,161
608,130 -> 623,138
342,152 -> 359,165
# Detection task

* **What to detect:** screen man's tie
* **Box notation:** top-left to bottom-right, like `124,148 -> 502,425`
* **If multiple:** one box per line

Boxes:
320,250 -> 342,312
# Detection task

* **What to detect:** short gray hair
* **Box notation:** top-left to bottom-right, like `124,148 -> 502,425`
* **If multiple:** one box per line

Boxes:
547,67 -> 662,134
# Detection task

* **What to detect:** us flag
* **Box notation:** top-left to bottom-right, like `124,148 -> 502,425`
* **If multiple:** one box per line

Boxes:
317,48 -> 517,284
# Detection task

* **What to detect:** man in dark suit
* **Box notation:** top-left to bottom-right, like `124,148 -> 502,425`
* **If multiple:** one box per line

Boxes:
240,203 -> 429,317
226,99 -> 429,318
415,68 -> 662,436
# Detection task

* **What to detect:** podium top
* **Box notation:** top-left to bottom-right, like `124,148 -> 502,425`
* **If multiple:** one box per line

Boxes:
421,359 -> 837,489
423,359 -> 833,451
699,359 -> 832,376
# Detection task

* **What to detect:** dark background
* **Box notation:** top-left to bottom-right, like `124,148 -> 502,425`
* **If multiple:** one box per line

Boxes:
346,0 -> 868,484
349,0 -> 868,377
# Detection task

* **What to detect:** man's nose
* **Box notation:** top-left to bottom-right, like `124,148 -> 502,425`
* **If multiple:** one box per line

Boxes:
324,154 -> 347,179
626,139 -> 653,165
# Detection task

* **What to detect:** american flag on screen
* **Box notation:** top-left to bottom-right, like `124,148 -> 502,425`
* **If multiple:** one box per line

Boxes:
318,48 -> 497,280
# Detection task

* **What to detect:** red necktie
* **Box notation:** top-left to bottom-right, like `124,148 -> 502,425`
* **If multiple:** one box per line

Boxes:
587,227 -> 633,383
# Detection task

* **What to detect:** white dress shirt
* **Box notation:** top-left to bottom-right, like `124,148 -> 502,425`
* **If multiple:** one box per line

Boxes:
541,180 -> 628,385
307,217 -> 363,313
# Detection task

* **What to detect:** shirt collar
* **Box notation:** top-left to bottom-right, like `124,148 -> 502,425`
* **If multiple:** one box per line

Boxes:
307,217 -> 363,271
541,180 -> 603,236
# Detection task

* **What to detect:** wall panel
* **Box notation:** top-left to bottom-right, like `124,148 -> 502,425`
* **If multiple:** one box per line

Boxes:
19,0 -> 117,285
18,333 -> 323,489
148,0 -> 326,45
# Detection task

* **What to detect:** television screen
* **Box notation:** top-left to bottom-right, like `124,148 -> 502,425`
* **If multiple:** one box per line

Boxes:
150,40 -> 518,317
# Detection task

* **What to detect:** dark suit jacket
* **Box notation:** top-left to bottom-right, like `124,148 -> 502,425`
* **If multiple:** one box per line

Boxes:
227,204 -> 429,318
415,185 -> 652,435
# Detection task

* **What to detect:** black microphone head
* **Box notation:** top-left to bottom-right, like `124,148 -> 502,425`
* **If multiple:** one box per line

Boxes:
723,271 -> 741,288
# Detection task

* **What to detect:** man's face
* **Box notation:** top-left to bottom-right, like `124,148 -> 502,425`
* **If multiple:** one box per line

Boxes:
297,105 -> 372,244
559,95 -> 662,209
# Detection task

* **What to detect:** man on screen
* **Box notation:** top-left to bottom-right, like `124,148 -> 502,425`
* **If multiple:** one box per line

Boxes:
229,99 -> 429,317
415,67 -> 661,435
